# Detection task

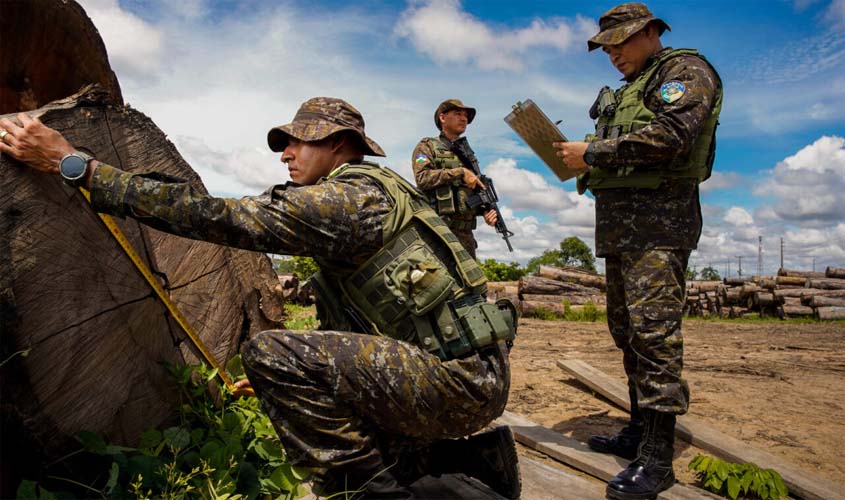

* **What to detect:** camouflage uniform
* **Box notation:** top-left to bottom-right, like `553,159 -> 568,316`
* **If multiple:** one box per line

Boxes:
412,100 -> 481,258
87,98 -> 511,480
580,23 -> 722,415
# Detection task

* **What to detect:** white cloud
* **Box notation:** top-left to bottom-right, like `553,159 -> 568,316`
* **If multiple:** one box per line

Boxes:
826,0 -> 845,30
172,136 -> 289,194
78,0 -> 164,79
753,135 -> 845,222
699,171 -> 744,194
394,0 -> 595,71
473,158 -> 595,262
724,207 -> 754,226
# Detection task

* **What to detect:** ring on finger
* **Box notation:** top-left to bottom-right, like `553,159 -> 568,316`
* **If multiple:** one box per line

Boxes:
0,129 -> 8,142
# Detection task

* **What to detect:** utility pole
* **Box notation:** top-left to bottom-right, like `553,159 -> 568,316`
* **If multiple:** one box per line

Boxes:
813,257 -> 816,273
758,236 -> 763,277
736,256 -> 743,277
780,237 -> 784,272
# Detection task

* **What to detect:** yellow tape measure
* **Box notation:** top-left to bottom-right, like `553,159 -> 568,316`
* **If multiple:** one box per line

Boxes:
79,187 -> 253,396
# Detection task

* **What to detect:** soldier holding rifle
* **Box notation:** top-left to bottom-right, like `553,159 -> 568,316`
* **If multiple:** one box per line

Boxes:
411,99 -> 506,257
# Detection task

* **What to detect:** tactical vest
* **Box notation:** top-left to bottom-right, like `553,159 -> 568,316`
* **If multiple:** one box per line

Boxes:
309,163 -> 515,361
577,48 -> 723,194
424,137 -> 477,229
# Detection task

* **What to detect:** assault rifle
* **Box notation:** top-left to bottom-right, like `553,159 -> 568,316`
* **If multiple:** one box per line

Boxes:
450,138 -> 515,252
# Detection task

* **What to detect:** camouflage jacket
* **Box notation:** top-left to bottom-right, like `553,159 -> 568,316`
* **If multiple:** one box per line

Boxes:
89,163 -> 392,267
590,47 -> 721,256
411,134 -> 466,191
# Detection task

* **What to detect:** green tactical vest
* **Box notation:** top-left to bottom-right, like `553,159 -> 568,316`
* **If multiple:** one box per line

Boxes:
425,137 -> 477,225
577,48 -> 723,194
309,163 -> 515,361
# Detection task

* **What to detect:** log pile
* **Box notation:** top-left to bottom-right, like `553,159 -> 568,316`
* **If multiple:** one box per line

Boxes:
684,267 -> 845,320
488,266 -> 606,318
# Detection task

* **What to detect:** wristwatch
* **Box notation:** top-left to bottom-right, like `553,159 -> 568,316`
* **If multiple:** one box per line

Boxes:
582,143 -> 596,169
59,151 -> 94,187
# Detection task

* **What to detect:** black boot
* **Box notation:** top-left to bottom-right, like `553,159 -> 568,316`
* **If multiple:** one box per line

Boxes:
589,385 -> 643,460
414,426 -> 521,499
313,459 -> 413,499
605,410 -> 676,500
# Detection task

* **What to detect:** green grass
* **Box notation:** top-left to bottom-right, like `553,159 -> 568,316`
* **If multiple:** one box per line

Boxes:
284,304 -> 318,330
523,300 -> 607,322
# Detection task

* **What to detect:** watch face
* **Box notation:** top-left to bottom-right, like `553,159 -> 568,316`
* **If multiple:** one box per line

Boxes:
61,154 -> 87,179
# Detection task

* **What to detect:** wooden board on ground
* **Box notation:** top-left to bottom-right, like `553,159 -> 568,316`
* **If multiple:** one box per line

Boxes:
496,411 -> 719,500
557,359 -> 845,500
300,456 -> 609,499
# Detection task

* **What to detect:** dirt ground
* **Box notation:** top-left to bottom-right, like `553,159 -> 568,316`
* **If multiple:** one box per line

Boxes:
506,318 -> 845,488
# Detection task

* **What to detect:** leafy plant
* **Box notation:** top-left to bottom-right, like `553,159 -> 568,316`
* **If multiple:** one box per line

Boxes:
522,300 -> 605,322
283,304 -> 318,330
17,359 -> 308,500
479,259 -> 527,281
689,454 -> 788,500
526,237 -> 596,274
274,256 -> 319,280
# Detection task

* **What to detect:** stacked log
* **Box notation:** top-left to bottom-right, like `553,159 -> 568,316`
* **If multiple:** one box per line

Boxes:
686,272 -> 845,320
827,267 -> 845,279
275,274 -> 315,305
488,266 -> 606,318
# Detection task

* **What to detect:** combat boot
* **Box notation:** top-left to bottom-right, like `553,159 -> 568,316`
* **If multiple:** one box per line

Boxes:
312,459 -> 413,499
425,426 -> 522,499
606,409 -> 676,500
588,386 -> 643,460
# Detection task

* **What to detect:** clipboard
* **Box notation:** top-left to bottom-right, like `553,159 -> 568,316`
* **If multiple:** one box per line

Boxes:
503,99 -> 576,182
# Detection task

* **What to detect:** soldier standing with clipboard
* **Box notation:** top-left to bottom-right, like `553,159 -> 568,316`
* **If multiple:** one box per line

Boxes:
553,3 -> 722,499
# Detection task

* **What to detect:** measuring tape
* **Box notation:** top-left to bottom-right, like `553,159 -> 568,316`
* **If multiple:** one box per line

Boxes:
79,187 -> 254,397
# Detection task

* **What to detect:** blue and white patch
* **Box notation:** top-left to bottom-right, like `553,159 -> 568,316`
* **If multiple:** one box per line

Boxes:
660,81 -> 686,103
415,154 -> 429,164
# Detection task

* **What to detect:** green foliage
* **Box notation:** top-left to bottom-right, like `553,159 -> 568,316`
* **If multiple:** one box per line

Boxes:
689,454 -> 788,500
526,237 -> 596,274
18,359 -> 308,500
700,266 -> 721,281
479,259 -> 527,282
273,256 -> 319,280
558,237 -> 597,272
523,300 -> 606,323
526,249 -> 564,274
284,304 -> 318,330
686,267 -> 698,280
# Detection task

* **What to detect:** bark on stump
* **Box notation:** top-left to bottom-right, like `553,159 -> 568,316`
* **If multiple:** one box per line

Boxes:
0,1 -> 285,488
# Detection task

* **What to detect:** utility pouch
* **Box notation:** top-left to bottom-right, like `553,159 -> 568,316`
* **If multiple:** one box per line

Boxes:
434,185 -> 456,215
451,296 -> 515,350
384,242 -> 457,316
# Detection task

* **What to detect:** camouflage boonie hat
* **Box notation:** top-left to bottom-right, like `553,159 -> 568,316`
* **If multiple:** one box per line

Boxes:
587,2 -> 670,51
434,99 -> 476,130
267,97 -> 385,157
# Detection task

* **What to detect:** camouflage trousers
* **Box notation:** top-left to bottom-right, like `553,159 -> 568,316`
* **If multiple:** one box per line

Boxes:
605,249 -> 691,414
241,330 -> 510,472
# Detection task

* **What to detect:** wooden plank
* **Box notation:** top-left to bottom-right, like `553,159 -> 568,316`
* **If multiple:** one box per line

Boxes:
557,359 -> 845,500
496,411 -> 719,500
518,457 -> 606,499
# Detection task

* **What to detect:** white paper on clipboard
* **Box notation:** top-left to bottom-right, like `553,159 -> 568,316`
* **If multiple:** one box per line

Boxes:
503,99 -> 576,182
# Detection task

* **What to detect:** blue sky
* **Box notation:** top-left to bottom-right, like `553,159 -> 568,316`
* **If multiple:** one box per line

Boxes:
79,0 -> 845,275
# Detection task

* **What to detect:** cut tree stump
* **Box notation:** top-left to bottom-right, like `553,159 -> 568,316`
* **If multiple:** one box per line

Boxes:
0,1 -> 285,491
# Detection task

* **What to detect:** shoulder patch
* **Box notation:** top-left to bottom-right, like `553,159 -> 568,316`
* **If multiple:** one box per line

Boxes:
660,80 -> 686,103
415,154 -> 429,164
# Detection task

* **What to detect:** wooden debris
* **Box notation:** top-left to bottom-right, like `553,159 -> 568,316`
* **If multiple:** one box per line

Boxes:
556,359 -> 845,500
